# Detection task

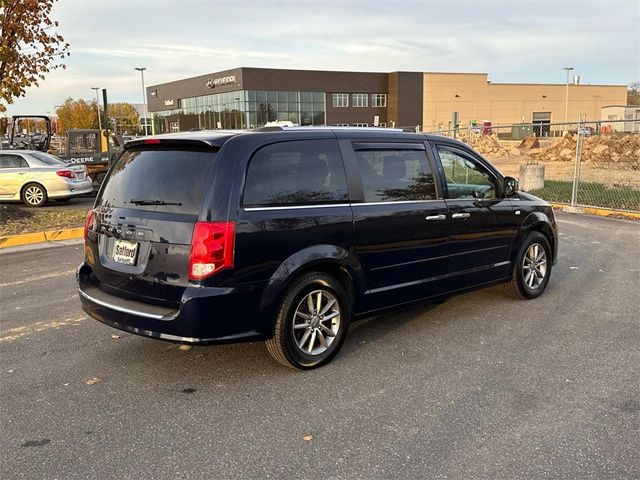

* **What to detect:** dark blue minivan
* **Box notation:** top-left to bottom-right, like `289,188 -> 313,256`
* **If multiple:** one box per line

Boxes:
78,128 -> 557,369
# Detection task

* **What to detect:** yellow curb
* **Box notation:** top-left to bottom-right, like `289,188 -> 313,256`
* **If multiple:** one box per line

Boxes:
550,203 -> 640,220
0,227 -> 83,249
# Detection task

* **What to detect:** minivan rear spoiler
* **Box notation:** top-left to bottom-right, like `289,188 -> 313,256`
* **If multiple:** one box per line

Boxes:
125,132 -> 238,149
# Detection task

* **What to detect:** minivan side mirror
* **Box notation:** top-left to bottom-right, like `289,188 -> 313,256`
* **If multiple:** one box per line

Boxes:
503,176 -> 519,197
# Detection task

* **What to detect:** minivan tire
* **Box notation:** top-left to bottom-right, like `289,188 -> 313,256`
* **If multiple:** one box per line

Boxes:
504,231 -> 552,300
266,272 -> 350,369
21,183 -> 47,207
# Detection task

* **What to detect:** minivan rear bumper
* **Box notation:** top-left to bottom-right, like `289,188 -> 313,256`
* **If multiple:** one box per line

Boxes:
77,264 -> 267,344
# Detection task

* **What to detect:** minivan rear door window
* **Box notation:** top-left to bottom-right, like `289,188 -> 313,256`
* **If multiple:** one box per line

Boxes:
353,146 -> 436,202
97,147 -> 217,215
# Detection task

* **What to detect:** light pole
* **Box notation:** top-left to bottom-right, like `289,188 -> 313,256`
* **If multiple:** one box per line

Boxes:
563,66 -> 574,126
53,104 -> 63,135
91,87 -> 102,132
134,67 -> 149,135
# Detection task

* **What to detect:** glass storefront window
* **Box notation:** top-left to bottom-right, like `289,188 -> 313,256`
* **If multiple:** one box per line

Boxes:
155,90 -> 325,131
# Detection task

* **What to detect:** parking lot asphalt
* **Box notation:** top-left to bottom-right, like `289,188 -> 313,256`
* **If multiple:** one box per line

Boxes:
1,212 -> 638,480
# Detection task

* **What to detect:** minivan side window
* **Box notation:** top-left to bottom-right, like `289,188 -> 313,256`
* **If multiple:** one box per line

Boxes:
243,139 -> 349,207
436,147 -> 497,200
354,147 -> 436,202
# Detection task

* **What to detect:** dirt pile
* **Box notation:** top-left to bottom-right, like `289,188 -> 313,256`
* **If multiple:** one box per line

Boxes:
518,136 -> 540,149
532,133 -> 640,169
532,134 -> 576,161
469,134 -> 519,157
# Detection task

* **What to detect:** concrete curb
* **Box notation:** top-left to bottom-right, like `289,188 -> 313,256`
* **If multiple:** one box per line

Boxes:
550,203 -> 640,221
0,227 -> 84,249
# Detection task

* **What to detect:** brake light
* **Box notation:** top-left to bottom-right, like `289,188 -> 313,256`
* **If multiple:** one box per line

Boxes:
189,221 -> 235,280
144,139 -> 161,144
84,210 -> 96,241
57,169 -> 75,179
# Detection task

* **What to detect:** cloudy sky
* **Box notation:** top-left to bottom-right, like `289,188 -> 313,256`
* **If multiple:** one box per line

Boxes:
5,0 -> 640,115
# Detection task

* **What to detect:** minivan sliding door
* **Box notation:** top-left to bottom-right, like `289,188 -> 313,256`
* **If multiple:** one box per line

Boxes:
344,141 -> 450,311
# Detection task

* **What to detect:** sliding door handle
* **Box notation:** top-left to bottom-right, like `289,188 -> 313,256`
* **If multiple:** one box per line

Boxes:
452,212 -> 471,219
425,214 -> 447,221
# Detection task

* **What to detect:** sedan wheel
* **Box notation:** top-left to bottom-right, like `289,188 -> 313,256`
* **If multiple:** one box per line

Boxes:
22,184 -> 47,207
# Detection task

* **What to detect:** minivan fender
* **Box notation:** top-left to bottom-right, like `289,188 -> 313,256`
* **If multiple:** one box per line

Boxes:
512,211 -> 557,264
257,244 -> 365,319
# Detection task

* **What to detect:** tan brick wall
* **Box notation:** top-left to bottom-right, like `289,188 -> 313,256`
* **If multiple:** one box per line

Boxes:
422,73 -> 628,130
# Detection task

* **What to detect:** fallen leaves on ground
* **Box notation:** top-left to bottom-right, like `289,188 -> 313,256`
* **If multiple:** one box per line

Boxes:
303,435 -> 313,442
86,377 -> 102,385
0,204 -> 88,236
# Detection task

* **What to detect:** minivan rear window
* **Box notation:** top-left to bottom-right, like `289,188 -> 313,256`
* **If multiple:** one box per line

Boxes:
97,147 -> 216,215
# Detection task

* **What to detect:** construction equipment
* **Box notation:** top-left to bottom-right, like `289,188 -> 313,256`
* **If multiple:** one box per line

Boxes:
3,116 -> 125,188
54,129 -> 125,186
5,115 -> 52,151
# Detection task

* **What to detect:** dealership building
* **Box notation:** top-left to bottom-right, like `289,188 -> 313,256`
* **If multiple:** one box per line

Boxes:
146,67 -> 627,133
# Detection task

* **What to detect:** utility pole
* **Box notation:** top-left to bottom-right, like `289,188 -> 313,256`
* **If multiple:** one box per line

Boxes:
102,89 -> 111,164
563,66 -> 574,129
91,87 -> 102,132
134,67 -> 149,135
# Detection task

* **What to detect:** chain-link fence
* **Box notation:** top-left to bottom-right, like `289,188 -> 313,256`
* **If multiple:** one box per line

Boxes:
421,119 -> 640,213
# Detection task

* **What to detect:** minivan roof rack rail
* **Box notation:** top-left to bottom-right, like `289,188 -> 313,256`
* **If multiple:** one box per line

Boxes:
253,126 -> 408,133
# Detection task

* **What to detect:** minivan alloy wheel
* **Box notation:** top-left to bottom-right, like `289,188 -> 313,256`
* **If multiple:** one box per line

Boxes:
266,272 -> 350,369
522,243 -> 547,289
292,289 -> 341,355
504,231 -> 552,300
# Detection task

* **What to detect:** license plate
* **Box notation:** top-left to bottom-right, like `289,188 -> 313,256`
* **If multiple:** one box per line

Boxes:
113,239 -> 138,265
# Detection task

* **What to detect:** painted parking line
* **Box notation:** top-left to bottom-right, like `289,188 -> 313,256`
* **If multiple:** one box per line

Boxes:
0,269 -> 76,288
0,316 -> 86,342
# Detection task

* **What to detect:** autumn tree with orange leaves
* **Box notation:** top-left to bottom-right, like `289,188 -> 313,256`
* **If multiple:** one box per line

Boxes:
0,0 -> 70,111
55,98 -> 98,135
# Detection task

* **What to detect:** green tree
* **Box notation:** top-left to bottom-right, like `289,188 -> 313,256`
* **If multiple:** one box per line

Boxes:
55,98 -> 98,134
627,82 -> 640,106
0,0 -> 70,112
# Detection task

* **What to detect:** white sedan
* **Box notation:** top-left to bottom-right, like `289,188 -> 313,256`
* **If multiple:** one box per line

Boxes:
0,150 -> 93,207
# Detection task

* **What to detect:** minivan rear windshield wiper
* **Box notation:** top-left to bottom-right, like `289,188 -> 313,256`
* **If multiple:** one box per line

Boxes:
129,199 -> 183,206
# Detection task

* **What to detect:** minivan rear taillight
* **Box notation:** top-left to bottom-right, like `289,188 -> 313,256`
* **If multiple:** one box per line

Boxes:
84,210 -> 96,241
189,221 -> 235,280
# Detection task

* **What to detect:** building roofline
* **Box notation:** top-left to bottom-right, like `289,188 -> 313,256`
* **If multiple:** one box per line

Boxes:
601,104 -> 640,108
148,66 -> 392,89
488,82 -> 627,87
423,72 -> 488,75
148,66 -> 628,90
